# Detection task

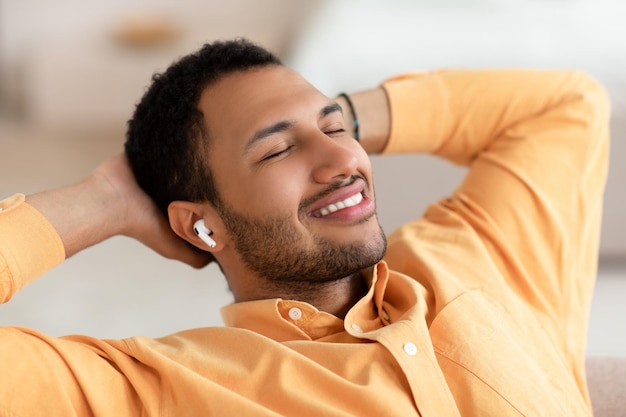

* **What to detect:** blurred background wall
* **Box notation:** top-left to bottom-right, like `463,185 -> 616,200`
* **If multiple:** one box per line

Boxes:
0,0 -> 624,354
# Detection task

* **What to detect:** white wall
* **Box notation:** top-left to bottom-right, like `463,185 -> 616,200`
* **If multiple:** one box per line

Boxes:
0,0 -> 319,124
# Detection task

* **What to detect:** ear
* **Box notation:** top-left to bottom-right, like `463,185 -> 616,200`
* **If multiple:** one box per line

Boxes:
168,200 -> 227,253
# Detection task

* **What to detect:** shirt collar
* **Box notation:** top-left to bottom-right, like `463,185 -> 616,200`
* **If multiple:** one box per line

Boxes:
221,261 -> 404,341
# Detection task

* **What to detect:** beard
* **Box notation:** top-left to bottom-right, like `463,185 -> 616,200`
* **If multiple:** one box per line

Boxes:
216,199 -> 387,285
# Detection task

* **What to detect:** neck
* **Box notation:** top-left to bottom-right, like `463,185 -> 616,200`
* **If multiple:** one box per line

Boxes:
233,271 -> 371,319
294,272 -> 371,319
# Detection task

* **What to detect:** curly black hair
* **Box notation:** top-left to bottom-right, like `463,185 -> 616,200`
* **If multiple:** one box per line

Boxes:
125,39 -> 282,217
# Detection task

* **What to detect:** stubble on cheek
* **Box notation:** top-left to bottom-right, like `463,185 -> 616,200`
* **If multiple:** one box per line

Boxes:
220,202 -> 386,285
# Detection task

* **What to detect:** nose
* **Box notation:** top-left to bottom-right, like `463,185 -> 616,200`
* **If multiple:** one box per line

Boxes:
309,132 -> 359,184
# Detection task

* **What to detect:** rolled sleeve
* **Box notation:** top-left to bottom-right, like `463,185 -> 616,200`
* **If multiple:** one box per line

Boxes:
0,194 -> 65,303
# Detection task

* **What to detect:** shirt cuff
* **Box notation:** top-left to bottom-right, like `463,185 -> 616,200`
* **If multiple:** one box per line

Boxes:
0,194 -> 65,302
380,71 -> 448,155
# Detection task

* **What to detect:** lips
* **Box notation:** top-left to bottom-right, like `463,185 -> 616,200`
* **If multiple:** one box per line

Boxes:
312,192 -> 364,217
305,177 -> 372,220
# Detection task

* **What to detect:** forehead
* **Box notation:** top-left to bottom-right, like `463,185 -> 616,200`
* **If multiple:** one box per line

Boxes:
197,66 -> 331,150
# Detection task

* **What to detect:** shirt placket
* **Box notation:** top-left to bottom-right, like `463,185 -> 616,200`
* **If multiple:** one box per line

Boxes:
344,265 -> 461,417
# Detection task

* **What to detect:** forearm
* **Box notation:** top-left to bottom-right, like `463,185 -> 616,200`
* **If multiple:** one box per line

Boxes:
26,173 -> 123,259
0,154 -> 210,304
0,174 -> 123,303
379,69 -> 609,164
25,153 -> 211,268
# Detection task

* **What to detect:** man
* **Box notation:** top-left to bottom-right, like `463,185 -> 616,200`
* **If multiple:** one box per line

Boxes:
0,39 -> 609,416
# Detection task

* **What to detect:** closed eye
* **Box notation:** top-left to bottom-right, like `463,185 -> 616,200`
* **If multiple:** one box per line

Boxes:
325,128 -> 346,135
261,145 -> 294,161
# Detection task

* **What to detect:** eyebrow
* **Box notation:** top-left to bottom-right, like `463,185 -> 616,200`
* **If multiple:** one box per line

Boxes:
244,102 -> 343,154
320,102 -> 343,118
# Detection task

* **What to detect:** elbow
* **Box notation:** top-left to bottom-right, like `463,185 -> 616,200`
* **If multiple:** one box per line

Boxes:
567,71 -> 611,193
568,71 -> 611,141
555,71 -> 612,165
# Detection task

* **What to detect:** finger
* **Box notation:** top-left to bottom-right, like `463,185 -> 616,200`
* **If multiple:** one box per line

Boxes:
138,218 -> 213,268
160,240 -> 214,269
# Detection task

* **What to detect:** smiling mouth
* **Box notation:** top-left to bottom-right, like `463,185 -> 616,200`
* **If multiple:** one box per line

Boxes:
312,192 -> 364,218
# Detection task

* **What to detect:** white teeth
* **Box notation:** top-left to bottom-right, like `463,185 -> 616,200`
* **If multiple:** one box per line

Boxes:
316,192 -> 363,217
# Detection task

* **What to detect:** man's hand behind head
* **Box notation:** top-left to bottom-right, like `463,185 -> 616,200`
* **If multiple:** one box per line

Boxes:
91,153 -> 213,269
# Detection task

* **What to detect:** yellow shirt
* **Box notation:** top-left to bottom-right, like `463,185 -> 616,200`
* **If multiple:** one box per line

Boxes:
0,69 -> 610,416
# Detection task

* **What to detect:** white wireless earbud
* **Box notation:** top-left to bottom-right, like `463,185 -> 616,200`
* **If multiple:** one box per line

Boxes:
193,219 -> 216,248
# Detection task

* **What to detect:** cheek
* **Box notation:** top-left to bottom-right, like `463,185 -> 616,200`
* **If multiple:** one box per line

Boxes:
236,166 -> 308,217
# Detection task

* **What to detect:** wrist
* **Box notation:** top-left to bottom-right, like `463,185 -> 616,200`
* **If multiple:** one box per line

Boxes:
338,93 -> 360,141
84,171 -> 128,234
336,88 -> 390,154
26,175 -> 122,258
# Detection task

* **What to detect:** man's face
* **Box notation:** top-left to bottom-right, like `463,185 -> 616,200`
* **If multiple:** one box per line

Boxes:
199,66 -> 386,284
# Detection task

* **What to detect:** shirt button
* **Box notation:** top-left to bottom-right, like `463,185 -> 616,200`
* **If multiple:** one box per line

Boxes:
351,323 -> 363,333
288,307 -> 302,320
403,342 -> 418,356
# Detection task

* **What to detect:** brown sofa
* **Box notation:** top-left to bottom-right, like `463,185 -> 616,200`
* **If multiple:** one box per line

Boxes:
587,357 -> 626,417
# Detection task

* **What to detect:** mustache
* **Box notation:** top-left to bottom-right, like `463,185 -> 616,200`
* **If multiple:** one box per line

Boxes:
298,174 -> 368,213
